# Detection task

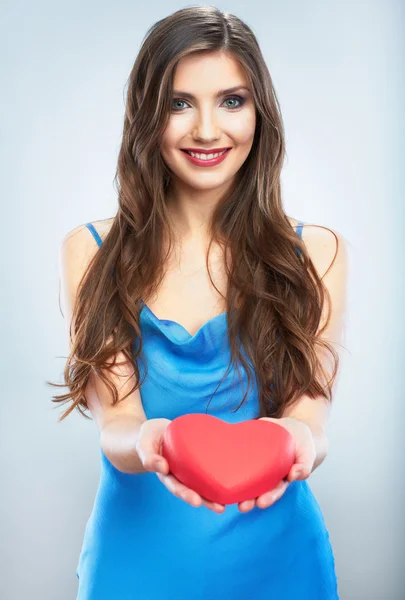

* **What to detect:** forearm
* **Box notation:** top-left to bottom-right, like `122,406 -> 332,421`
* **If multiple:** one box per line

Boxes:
301,422 -> 329,472
100,414 -> 147,475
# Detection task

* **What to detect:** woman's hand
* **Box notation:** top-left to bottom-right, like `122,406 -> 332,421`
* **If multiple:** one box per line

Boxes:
237,417 -> 318,513
136,418 -> 226,514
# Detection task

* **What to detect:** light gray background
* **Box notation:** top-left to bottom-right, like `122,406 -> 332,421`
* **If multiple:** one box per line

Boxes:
1,1 -> 403,598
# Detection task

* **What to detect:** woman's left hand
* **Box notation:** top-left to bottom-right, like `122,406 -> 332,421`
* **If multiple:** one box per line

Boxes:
237,417 -> 317,513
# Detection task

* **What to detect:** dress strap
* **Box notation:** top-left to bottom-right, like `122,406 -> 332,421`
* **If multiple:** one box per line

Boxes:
85,223 -> 103,247
295,220 -> 304,259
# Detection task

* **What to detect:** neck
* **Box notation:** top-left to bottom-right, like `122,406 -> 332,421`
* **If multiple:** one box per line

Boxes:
165,179 -> 233,243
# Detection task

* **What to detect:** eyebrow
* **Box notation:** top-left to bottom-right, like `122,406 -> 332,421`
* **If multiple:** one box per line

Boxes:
172,86 -> 250,100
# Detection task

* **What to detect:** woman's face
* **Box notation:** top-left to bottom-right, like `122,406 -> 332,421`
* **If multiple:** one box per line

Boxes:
160,51 -> 256,193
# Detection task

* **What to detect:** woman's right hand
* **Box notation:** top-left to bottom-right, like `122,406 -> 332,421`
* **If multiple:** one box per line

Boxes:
135,418 -> 225,514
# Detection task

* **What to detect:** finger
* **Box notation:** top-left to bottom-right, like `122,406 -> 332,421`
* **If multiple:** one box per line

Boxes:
138,453 -> 162,473
135,437 -> 168,474
201,498 -> 226,513
256,480 -> 290,509
238,499 -> 256,513
154,458 -> 169,475
287,465 -> 309,482
135,438 -> 158,472
156,472 -> 203,506
143,455 -> 168,474
156,472 -> 225,512
157,472 -> 225,512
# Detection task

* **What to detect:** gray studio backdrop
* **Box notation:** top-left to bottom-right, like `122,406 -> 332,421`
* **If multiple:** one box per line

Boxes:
1,1 -> 403,598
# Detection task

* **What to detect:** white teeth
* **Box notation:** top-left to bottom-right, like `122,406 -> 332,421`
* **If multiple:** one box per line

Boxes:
186,149 -> 227,160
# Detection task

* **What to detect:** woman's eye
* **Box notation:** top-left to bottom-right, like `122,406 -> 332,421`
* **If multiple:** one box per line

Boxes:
222,95 -> 245,109
172,99 -> 188,111
171,95 -> 245,112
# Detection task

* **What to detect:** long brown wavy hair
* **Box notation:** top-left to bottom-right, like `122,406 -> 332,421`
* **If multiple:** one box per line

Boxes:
48,5 -> 341,423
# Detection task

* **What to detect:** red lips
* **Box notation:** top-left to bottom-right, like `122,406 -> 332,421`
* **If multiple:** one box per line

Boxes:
161,414 -> 296,505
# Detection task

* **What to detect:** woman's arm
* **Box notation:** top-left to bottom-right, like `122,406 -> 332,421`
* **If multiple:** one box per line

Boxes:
100,412 -> 148,474
59,224 -> 148,474
281,227 -> 349,470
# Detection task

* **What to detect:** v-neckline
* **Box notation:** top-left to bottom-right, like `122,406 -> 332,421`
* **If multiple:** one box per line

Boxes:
140,301 -> 227,339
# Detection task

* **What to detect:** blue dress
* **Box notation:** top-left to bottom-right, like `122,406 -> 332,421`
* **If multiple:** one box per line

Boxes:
76,221 -> 339,599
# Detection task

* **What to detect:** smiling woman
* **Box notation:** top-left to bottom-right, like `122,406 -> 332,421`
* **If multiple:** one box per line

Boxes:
48,5 -> 345,600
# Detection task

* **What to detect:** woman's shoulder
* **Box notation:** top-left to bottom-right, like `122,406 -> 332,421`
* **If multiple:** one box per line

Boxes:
93,217 -> 115,235
86,217 -> 115,241
60,219 -> 115,283
296,220 -> 348,280
290,216 -> 345,247
63,217 -> 114,246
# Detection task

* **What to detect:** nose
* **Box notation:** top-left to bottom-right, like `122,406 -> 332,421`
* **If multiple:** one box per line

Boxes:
192,108 -> 221,143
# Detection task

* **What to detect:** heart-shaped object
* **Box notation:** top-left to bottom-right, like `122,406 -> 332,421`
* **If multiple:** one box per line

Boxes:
161,414 -> 296,505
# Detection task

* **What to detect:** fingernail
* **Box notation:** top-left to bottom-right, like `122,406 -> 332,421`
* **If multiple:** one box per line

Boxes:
156,461 -> 165,472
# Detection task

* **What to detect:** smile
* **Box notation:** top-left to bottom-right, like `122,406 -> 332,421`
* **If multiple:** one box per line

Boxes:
180,148 -> 231,167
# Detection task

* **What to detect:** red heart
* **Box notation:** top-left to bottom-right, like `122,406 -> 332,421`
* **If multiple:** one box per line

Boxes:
161,414 -> 296,505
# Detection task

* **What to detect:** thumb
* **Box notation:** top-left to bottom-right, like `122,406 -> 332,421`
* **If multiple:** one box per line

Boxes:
135,422 -> 164,473
287,464 -> 309,482
289,432 -> 316,481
